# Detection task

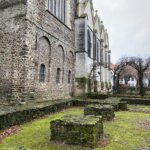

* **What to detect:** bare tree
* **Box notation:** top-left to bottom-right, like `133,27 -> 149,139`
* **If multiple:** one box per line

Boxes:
125,56 -> 150,96
113,58 -> 127,91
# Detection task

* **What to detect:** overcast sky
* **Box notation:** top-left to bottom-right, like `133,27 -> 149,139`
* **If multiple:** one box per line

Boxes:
93,0 -> 150,63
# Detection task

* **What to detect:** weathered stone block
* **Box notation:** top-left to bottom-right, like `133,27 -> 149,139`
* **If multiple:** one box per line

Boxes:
119,101 -> 128,111
111,103 -> 119,111
84,104 -> 115,121
50,115 -> 103,148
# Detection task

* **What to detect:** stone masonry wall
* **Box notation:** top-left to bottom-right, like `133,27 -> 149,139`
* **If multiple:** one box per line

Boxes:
0,0 -> 27,102
0,0 -> 76,102
25,0 -> 75,99
22,0 -> 76,101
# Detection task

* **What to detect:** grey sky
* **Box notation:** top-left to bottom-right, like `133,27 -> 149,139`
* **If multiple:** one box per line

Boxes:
93,0 -> 150,63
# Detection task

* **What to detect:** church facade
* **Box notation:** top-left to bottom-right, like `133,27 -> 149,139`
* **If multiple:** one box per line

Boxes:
75,0 -> 111,95
0,0 -> 111,103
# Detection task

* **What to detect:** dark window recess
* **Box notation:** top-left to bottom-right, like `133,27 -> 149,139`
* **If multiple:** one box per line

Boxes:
87,30 -> 91,58
54,0 -> 57,16
39,64 -> 46,82
68,70 -> 71,84
56,68 -> 61,83
48,0 -> 53,12
48,0 -> 65,23
97,42 -> 99,61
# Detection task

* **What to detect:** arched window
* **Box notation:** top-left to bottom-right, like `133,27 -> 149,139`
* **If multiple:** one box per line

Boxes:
56,68 -> 61,83
87,30 -> 91,58
97,42 -> 99,62
100,40 -> 104,64
68,70 -> 71,84
39,64 -> 45,82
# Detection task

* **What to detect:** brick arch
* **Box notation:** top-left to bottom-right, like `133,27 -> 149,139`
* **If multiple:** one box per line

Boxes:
51,44 -> 65,83
58,45 -> 65,64
67,51 -> 74,95
68,51 -> 74,69
38,36 -> 51,61
38,36 -> 51,82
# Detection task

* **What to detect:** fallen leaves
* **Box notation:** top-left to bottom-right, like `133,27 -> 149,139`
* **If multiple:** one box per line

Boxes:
137,120 -> 150,130
0,125 -> 20,142
97,135 -> 109,148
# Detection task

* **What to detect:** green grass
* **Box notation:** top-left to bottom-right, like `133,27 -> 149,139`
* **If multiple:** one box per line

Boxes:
128,105 -> 150,113
0,106 -> 150,150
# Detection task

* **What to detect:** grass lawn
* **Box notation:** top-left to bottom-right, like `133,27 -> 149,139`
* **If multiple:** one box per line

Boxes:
0,106 -> 150,150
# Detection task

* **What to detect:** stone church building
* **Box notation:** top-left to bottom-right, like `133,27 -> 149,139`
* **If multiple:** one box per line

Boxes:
0,0 -> 111,103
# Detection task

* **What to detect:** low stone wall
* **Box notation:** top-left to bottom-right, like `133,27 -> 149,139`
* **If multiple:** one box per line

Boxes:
84,105 -> 115,121
51,115 -> 103,148
0,98 -> 126,131
73,99 -> 120,111
86,93 -> 109,99
0,100 -> 73,130
119,101 -> 128,111
96,102 -> 119,111
1,99 -> 109,131
72,99 -> 101,107
121,98 -> 150,105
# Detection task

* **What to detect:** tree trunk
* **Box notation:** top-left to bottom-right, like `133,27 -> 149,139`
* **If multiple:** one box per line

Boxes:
116,74 -> 120,93
138,72 -> 145,96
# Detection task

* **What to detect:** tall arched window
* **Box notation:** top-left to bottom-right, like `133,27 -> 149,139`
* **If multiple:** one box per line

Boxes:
100,40 -> 103,64
61,0 -> 65,22
108,53 -> 111,69
48,0 -> 53,12
87,30 -> 91,58
97,42 -> 99,62
58,0 -> 61,18
68,70 -> 71,84
39,64 -> 46,82
105,51 -> 107,67
48,0 -> 65,23
56,68 -> 61,83
54,0 -> 57,16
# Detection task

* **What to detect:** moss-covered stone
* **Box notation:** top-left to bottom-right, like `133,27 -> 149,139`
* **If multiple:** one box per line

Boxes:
50,115 -> 103,148
119,101 -> 128,111
0,100 -> 73,130
86,93 -> 108,99
84,104 -> 115,121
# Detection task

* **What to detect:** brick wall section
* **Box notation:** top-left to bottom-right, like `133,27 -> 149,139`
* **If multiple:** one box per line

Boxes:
0,0 -> 27,102
0,0 -> 76,102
